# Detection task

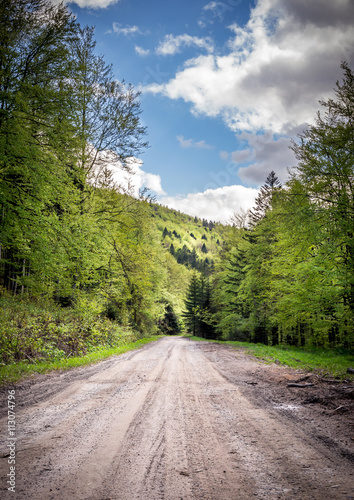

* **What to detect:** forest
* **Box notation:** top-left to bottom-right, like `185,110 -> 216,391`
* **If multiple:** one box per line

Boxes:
186,65 -> 354,348
0,0 -> 353,372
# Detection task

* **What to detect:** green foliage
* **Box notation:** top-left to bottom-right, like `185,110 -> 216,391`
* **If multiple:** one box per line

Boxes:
0,290 -> 146,365
158,304 -> 182,335
150,202 -> 227,275
249,170 -> 282,227
182,272 -> 215,338
2,0 -> 352,371
0,0 -> 170,345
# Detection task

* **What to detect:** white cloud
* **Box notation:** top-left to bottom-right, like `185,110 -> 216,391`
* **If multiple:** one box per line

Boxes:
203,1 -> 224,12
198,1 -> 235,27
146,0 -> 354,134
114,158 -> 166,196
203,1 -> 233,19
66,0 -> 119,7
91,153 -> 165,196
145,0 -> 354,187
159,185 -> 258,223
112,23 -> 142,36
135,45 -> 150,57
177,135 -> 213,150
156,34 -> 214,56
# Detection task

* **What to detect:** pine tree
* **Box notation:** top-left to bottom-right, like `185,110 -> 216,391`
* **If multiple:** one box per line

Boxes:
159,304 -> 180,335
182,272 -> 202,336
199,275 -> 215,338
249,171 -> 282,227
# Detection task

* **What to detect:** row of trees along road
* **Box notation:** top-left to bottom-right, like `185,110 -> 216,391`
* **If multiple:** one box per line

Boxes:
0,0 -> 187,335
183,63 -> 354,348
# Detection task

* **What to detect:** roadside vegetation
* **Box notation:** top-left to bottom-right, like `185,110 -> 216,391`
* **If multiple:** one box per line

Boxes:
0,291 -> 142,365
0,289 -> 161,386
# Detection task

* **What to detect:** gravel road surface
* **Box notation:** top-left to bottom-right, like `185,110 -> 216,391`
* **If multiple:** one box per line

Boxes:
1,336 -> 353,499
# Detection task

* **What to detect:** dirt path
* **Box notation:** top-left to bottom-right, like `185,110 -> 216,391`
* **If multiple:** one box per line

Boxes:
1,337 -> 353,499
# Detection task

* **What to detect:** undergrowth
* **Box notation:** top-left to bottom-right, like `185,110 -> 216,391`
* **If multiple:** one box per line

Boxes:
0,290 -> 161,385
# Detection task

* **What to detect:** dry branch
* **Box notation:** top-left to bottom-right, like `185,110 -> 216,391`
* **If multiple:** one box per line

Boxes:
287,383 -> 314,388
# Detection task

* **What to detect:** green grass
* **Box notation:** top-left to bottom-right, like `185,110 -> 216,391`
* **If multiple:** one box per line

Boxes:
185,336 -> 354,378
0,336 -> 161,386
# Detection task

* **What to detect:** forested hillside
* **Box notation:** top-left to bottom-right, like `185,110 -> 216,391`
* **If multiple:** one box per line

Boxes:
149,202 -> 228,274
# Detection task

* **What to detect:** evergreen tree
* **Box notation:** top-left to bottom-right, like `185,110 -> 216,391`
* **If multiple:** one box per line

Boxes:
249,171 -> 282,227
212,244 -> 252,341
182,272 -> 202,336
159,304 -> 180,335
182,272 -> 215,338
199,275 -> 215,338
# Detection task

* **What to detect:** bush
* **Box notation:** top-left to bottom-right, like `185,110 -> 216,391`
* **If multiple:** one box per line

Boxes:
0,289 -> 142,365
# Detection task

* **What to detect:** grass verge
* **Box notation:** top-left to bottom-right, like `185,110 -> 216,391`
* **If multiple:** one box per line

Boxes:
0,336 -> 161,386
185,336 -> 354,378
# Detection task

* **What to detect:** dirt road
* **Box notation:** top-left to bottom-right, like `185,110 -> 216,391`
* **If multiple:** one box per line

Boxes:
1,337 -> 353,499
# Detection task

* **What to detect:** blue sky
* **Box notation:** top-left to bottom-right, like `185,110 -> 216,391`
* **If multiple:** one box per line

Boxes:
65,0 -> 354,222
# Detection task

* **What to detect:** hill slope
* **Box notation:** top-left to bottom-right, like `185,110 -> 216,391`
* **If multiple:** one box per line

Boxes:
148,202 -> 228,275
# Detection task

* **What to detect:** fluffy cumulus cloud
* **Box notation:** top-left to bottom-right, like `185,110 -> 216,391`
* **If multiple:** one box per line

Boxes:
146,0 -> 354,134
156,34 -> 214,56
177,135 -> 213,150
159,185 -> 258,223
93,156 -> 165,196
115,159 -> 166,196
145,0 -> 354,187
